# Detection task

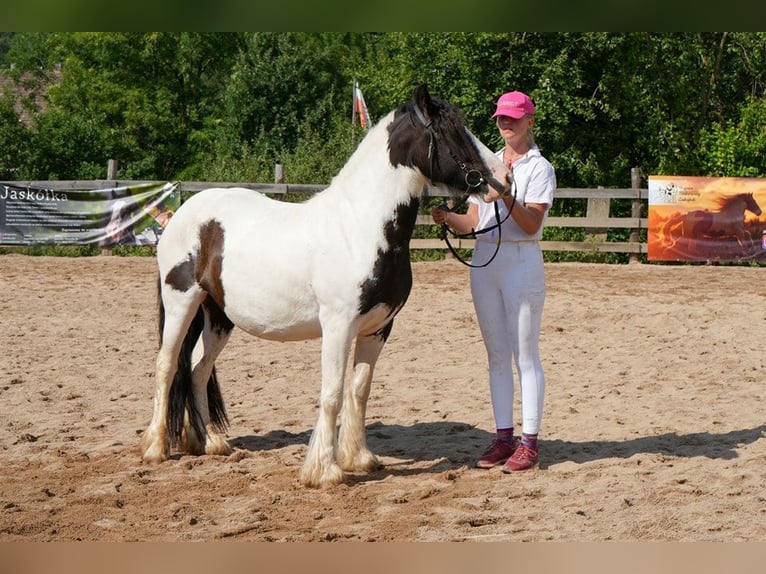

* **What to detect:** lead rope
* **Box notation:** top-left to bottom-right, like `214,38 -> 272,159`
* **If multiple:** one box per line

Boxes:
409,101 -> 516,268
440,176 -> 517,269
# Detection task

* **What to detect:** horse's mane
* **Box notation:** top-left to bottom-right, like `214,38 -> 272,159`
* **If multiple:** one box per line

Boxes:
391,94 -> 467,131
320,88 -> 470,196
712,192 -> 753,210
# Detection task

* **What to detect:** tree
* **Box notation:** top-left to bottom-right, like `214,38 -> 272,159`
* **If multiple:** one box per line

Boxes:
698,96 -> 766,177
8,32 -> 245,179
208,33 -> 367,183
2,32 -> 765,186
0,96 -> 29,179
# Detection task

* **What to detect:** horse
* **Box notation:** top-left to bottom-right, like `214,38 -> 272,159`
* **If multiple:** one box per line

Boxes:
140,84 -> 512,488
658,192 -> 762,250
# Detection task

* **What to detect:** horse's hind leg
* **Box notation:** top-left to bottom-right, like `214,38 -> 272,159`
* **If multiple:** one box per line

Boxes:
184,298 -> 234,456
142,287 -> 205,464
337,332 -> 386,473
142,343 -> 178,464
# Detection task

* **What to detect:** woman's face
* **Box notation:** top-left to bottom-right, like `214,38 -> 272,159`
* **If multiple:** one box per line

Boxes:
496,114 -> 534,142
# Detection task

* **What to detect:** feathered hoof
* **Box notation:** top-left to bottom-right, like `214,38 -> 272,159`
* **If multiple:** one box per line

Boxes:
141,437 -> 169,465
299,462 -> 345,489
339,450 -> 380,473
205,435 -> 233,456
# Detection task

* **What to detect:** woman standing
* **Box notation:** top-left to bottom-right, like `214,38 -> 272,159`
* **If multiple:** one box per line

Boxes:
431,91 -> 556,472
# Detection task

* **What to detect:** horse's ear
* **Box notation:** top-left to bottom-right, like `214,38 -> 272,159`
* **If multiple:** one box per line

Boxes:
412,83 -> 434,122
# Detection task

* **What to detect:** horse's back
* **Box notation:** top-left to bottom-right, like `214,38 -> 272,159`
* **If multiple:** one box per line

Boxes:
159,187 -> 301,260
170,186 -> 288,225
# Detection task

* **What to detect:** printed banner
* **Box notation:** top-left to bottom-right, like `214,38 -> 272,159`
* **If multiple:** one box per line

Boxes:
0,181 -> 179,246
648,176 -> 766,262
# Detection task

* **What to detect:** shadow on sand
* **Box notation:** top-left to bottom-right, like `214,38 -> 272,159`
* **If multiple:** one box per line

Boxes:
229,421 -> 766,478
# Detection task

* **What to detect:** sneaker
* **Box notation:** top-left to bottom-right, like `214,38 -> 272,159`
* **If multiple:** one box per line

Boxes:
476,438 -> 517,469
502,443 -> 539,472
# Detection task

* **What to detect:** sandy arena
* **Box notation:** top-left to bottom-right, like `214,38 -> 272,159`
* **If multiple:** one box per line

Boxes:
1,255 -> 764,541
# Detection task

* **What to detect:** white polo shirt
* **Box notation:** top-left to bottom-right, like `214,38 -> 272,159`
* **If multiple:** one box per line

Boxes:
468,146 -> 556,242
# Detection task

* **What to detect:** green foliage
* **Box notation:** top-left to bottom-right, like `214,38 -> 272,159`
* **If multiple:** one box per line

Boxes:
0,244 -> 101,256
698,97 -> 766,177
24,107 -> 107,179
1,32 -> 765,263
3,32 -> 765,186
4,32 -> 246,179
0,96 -> 29,179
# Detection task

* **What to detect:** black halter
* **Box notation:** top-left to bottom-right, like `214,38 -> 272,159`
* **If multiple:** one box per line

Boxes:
410,103 -> 495,192
409,103 -> 517,268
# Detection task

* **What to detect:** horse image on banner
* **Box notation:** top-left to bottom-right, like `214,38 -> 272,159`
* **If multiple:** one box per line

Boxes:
140,84 -> 512,488
648,176 -> 766,262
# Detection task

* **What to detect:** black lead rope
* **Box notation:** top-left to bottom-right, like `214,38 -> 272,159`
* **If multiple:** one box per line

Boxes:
440,179 -> 517,269
408,101 -> 517,268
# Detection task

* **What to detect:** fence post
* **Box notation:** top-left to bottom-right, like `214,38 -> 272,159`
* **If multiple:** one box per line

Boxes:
101,159 -> 119,256
629,166 -> 642,264
585,187 -> 609,245
274,164 -> 284,184
107,159 -> 119,181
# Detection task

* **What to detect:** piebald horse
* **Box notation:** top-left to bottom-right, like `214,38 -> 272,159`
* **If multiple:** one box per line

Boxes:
141,84 -> 511,487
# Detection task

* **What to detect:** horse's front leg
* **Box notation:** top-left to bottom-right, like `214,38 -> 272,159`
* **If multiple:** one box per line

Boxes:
299,321 -> 354,488
337,332 -> 386,473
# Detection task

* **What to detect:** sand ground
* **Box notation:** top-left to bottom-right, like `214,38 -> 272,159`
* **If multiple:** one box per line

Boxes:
1,255 -> 764,541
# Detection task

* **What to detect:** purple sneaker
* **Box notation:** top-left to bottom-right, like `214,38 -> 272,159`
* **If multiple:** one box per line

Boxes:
501,443 -> 539,472
476,438 -> 517,469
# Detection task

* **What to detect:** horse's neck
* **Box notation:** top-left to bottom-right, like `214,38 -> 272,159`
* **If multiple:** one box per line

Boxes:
321,118 -> 425,215
720,198 -> 745,218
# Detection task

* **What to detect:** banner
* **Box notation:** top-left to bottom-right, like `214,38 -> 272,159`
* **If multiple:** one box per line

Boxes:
648,176 -> 766,262
0,181 -> 180,246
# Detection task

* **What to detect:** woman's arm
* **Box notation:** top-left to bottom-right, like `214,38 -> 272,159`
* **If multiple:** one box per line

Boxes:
483,163 -> 554,235
485,190 -> 548,235
431,203 -> 479,235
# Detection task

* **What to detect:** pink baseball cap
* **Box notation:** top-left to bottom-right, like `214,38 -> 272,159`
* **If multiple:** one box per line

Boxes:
492,91 -> 535,119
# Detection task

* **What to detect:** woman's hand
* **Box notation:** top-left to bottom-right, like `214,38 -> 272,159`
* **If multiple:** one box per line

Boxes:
431,205 -> 449,225
482,187 -> 510,203
482,169 -> 513,203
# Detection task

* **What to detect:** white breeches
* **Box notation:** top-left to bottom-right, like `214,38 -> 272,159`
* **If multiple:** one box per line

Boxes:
470,240 -> 546,434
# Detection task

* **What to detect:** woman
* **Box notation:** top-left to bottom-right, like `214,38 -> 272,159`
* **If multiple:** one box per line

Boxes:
431,90 -> 556,472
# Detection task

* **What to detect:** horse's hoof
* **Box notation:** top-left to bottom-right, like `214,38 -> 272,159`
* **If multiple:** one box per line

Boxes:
356,452 -> 380,473
205,437 -> 233,456
141,433 -> 169,464
339,451 -> 379,473
142,447 -> 168,465
299,463 -> 345,488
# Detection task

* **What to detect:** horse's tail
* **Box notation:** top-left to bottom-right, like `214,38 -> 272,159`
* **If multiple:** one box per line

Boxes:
157,278 -> 228,448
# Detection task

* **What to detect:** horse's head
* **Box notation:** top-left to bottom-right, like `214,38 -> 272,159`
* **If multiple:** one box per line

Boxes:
387,84 -> 511,199
744,192 -> 762,216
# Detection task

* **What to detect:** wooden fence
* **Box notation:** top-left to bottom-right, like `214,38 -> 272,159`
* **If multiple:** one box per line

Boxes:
6,167 -> 649,259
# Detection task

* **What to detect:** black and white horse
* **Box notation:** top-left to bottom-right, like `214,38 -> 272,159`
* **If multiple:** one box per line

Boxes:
141,84 -> 511,487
